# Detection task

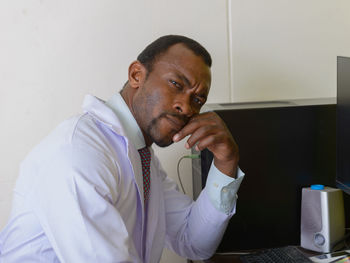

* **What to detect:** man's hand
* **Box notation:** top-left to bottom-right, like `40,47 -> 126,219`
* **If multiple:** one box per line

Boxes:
172,112 -> 239,178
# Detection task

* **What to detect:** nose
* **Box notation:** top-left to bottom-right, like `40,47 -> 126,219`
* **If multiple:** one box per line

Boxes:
174,96 -> 195,118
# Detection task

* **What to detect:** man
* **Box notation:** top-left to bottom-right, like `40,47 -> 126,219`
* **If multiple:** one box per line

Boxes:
0,35 -> 244,262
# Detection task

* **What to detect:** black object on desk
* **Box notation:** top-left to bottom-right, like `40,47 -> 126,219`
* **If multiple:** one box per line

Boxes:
240,246 -> 312,263
190,246 -> 315,263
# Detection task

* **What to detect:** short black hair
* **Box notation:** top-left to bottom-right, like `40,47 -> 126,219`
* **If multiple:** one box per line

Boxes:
137,35 -> 212,74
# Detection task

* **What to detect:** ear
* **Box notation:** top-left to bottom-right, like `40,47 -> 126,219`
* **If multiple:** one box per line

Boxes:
128,60 -> 147,89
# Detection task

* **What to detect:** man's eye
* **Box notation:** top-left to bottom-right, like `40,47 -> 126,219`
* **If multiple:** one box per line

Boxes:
194,97 -> 204,106
169,80 -> 182,90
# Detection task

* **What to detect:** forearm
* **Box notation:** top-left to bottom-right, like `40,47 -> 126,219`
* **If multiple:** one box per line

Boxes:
165,189 -> 232,260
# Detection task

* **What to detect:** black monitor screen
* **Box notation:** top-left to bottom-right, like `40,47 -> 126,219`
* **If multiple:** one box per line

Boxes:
192,99 -> 341,251
337,56 -> 350,195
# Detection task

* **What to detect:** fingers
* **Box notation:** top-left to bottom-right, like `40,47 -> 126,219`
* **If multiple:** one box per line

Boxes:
172,112 -> 232,152
172,112 -> 217,143
194,134 -> 216,151
172,112 -> 239,177
186,125 -> 221,150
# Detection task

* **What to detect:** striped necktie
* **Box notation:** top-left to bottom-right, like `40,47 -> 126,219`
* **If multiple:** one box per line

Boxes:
138,147 -> 151,202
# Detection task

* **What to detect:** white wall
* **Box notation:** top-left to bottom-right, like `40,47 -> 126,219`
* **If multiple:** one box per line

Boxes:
0,1 -> 230,262
1,1 -> 349,262
230,0 -> 350,102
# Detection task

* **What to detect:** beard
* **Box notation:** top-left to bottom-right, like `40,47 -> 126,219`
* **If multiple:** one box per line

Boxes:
146,112 -> 189,147
131,85 -> 189,147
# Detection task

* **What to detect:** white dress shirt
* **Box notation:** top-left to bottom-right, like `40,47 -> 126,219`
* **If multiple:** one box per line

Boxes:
0,94 -> 244,263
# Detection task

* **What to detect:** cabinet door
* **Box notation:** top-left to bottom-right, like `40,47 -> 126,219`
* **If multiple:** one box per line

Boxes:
229,0 -> 350,102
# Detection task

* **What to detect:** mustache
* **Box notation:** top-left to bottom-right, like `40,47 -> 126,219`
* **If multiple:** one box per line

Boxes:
159,112 -> 190,127
146,112 -> 190,140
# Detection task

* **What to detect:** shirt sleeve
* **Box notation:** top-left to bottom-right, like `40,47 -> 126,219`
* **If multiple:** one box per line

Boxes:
154,157 -> 233,260
27,144 -> 140,263
205,162 -> 245,214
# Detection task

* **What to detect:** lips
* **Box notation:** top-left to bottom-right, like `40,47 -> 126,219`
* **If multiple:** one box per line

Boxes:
166,115 -> 185,131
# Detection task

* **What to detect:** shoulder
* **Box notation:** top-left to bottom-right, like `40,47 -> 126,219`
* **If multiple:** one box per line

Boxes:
19,114 -> 126,200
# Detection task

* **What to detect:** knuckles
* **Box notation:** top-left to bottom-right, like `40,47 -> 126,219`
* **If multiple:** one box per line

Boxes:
190,112 -> 228,130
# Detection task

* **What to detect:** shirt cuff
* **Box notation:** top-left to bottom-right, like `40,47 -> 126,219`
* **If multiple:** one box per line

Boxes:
205,162 -> 245,215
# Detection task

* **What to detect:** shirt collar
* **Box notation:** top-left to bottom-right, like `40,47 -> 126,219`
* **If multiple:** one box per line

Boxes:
105,92 -> 146,149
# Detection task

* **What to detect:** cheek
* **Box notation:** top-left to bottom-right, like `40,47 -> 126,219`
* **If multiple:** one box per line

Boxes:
146,90 -> 161,108
146,88 -> 173,115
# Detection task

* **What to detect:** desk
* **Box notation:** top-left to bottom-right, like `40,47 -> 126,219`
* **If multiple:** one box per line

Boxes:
190,254 -> 242,263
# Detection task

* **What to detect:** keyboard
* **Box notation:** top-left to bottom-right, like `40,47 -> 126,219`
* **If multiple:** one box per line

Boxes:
240,246 -> 312,263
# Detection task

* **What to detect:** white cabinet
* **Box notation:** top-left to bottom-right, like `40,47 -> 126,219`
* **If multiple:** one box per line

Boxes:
229,0 -> 350,102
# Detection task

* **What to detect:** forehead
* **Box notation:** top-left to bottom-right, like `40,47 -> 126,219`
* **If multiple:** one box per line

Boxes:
152,43 -> 211,91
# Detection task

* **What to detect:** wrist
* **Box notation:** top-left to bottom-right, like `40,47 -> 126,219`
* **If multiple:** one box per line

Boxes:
213,157 -> 239,178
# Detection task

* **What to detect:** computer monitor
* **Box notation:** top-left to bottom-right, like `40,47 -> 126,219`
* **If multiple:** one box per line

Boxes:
192,98 -> 345,251
336,56 -> 350,195
193,95 -> 350,252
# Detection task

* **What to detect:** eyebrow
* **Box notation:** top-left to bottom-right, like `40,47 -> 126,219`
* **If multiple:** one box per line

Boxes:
174,72 -> 191,87
173,72 -> 209,100
197,93 -> 207,100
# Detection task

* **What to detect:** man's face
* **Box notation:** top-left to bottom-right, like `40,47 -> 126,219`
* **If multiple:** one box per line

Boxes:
131,43 -> 211,147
